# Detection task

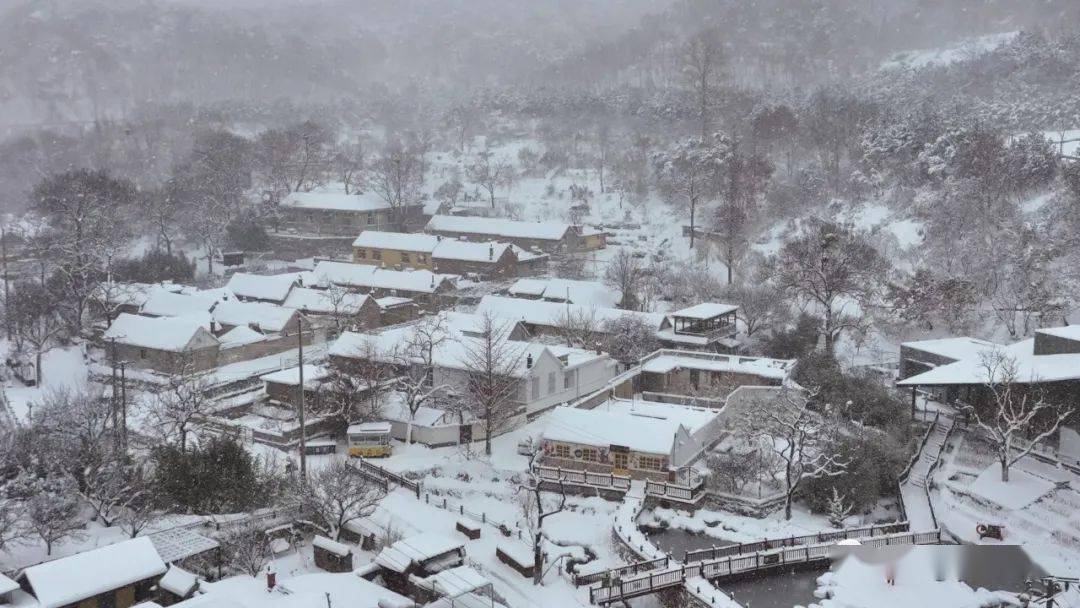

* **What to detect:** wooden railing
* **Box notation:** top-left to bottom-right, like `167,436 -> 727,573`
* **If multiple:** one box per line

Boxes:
534,465 -> 705,503
354,457 -> 421,498
683,521 -> 910,563
573,556 -> 670,586
591,529 -> 941,605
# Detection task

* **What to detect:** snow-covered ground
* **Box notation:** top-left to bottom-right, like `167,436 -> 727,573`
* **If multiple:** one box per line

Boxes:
2,343 -> 89,423
881,31 -> 1019,71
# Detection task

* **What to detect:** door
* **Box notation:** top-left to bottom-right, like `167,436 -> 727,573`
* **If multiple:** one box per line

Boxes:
459,424 -> 473,444
612,451 -> 629,476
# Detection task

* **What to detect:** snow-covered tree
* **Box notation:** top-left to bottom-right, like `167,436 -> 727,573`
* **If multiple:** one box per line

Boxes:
466,148 -> 515,208
826,487 -> 853,528
13,475 -> 85,555
367,138 -> 426,230
603,248 -> 644,311
773,219 -> 890,354
969,351 -> 1075,483
151,370 -> 214,453
600,315 -> 660,367
300,459 -> 386,541
221,522 -> 272,577
390,315 -> 449,444
461,312 -> 525,457
653,137 -> 726,249
741,389 -> 848,520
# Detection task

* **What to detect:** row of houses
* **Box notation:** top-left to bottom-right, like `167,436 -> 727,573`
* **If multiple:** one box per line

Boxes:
276,189 -> 605,253
351,230 -> 547,278
475,295 -> 740,353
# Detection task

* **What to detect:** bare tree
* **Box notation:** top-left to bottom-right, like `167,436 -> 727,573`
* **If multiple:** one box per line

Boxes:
181,194 -> 231,275
653,138 -> 723,250
741,389 -> 848,520
221,523 -> 272,577
332,140 -> 365,194
8,280 -> 63,385
117,490 -> 157,539
517,466 -> 567,585
300,459 -> 387,541
554,307 -> 600,349
604,249 -> 645,311
682,29 -> 725,139
391,315 -> 450,444
600,315 -> 660,367
461,313 -> 525,457
969,351 -> 1075,482
723,283 -> 785,338
466,149 -> 515,208
139,187 -> 180,255
773,220 -> 889,354
151,370 -> 214,453
367,139 -> 426,230
75,460 -> 148,527
12,475 -> 85,555
319,354 -> 388,427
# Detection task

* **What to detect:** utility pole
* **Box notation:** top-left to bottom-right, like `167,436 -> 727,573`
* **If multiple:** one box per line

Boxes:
119,360 -> 128,453
297,314 -> 307,484
1,223 -> 10,340
109,337 -> 120,452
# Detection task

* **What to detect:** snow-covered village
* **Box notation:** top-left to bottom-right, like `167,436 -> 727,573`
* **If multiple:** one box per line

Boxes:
1,1 -> 1080,607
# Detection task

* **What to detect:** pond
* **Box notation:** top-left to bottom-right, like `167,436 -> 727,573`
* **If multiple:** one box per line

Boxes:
641,526 -> 1046,608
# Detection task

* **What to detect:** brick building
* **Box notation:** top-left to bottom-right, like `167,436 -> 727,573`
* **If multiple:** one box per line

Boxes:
278,191 -> 425,236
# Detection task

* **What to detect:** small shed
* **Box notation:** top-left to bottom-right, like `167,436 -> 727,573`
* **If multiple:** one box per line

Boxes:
313,535 -> 353,573
455,519 -> 481,540
374,535 -> 466,595
339,519 -> 378,550
157,565 -> 198,605
495,542 -> 536,579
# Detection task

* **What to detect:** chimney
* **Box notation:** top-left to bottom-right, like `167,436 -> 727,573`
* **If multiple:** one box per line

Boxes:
266,564 -> 276,591
210,320 -> 218,334
436,235 -> 442,242
526,353 -> 533,369
489,244 -> 494,260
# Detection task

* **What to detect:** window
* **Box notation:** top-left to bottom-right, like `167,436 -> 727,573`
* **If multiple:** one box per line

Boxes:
581,448 -> 598,462
366,212 -> 375,225
419,254 -> 427,263
402,253 -> 411,263
564,370 -> 574,389
530,378 -> 539,400
547,372 -> 556,394
689,369 -> 700,390
554,444 -> 571,458
373,249 -> 382,260
638,455 -> 664,471
139,348 -> 147,359
356,249 -> 367,259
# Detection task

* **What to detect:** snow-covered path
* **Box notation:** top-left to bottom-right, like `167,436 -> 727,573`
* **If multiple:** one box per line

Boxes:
901,416 -> 954,532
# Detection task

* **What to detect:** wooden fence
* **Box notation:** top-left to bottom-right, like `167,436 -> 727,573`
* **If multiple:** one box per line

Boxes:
573,556 -> 670,587
354,457 -> 421,498
591,529 -> 941,605
683,521 -> 910,563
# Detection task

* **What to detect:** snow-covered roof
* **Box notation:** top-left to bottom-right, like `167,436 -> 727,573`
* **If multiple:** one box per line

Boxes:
226,272 -> 300,302
476,295 -> 664,331
901,337 -> 1001,362
432,240 -> 513,262
0,572 -> 17,595
104,313 -> 217,352
641,352 -> 795,381
159,565 -> 199,597
148,527 -> 221,563
193,572 -> 412,608
91,281 -> 158,308
260,365 -> 328,387
213,300 -> 296,333
218,325 -> 267,347
348,422 -> 393,434
352,230 -> 440,252
898,338 -> 1080,386
309,261 -> 456,294
332,325 -> 606,378
671,302 -> 738,319
416,566 -> 489,597
283,287 -> 372,315
312,536 -> 351,557
22,537 -> 167,608
375,535 -> 464,573
142,290 -> 219,317
1035,325 -> 1080,341
382,398 -> 459,427
281,191 -> 395,212
375,296 -> 414,309
508,278 -> 621,308
541,401 -> 718,454
426,215 -> 571,241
